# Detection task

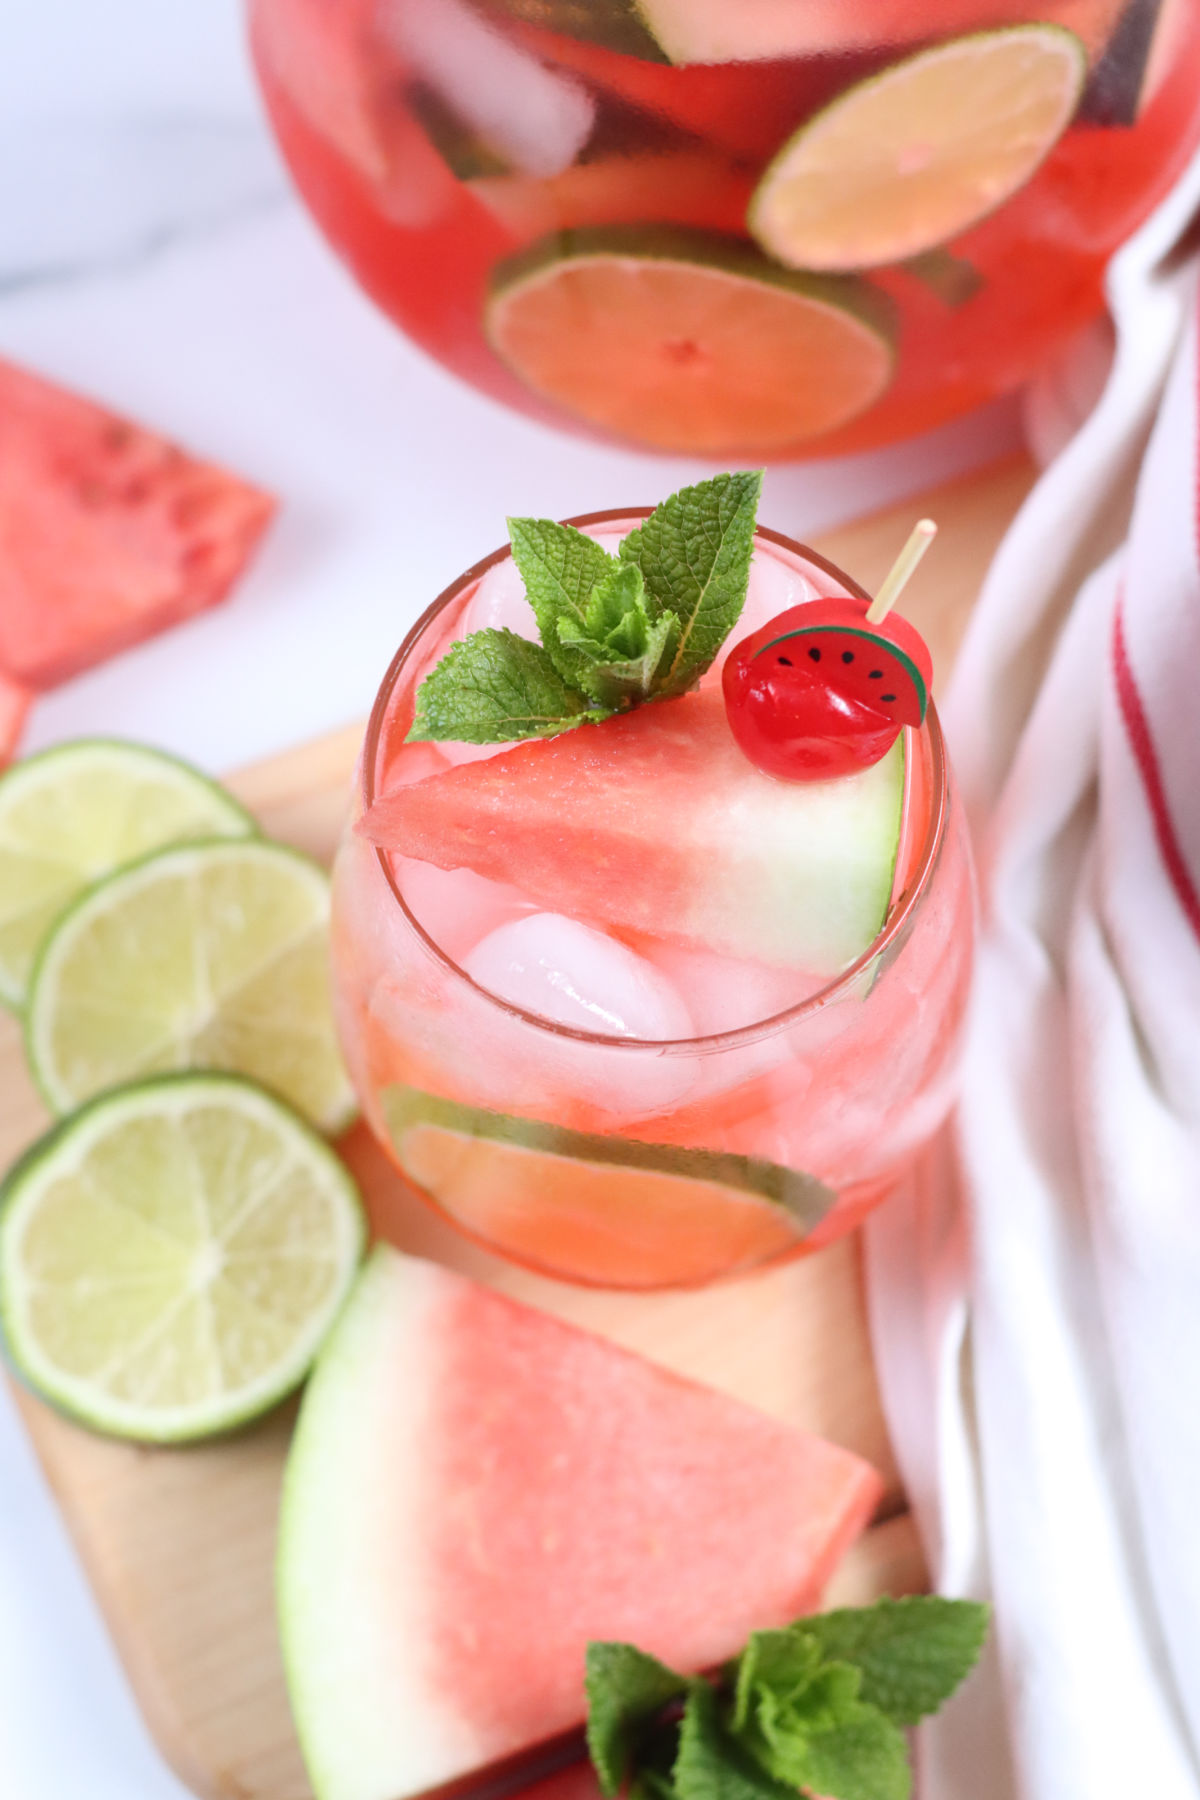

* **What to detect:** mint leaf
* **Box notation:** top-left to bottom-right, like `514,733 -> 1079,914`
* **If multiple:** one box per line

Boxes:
586,1643 -> 691,1798
406,628 -> 610,744
558,562 -> 681,707
674,1681 -> 796,1800
579,560 -> 651,650
794,1703 -> 911,1800
731,1629 -> 823,1733
619,471 -> 762,697
801,1597 -> 989,1726
733,1630 -> 868,1789
508,516 -> 619,691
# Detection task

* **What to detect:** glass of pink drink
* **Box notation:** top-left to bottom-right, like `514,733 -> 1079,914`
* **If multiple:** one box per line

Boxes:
331,508 -> 973,1289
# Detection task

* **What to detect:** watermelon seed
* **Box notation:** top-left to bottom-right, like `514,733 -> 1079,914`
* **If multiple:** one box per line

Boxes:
808,647 -> 821,661
841,650 -> 854,663
881,693 -> 896,703
777,655 -> 793,666
869,669 -> 883,679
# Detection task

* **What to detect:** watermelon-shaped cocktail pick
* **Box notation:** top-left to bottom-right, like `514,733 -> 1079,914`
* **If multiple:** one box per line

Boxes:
723,518 -> 936,780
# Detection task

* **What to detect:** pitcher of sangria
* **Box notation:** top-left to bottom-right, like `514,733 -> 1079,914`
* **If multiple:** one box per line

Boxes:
250,0 -> 1200,458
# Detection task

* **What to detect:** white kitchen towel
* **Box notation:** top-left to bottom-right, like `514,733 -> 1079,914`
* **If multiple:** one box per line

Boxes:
864,143 -> 1200,1800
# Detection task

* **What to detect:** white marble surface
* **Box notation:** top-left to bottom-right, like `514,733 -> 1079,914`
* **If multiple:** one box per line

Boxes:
0,2 -> 1024,1794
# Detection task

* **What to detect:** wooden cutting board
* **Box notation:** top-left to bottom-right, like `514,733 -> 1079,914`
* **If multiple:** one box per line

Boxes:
2,455 -> 1036,1800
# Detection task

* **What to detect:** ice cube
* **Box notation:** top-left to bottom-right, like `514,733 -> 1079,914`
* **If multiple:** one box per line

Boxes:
466,912 -> 693,1039
396,857 -> 536,964
378,0 -> 595,177
644,939 -> 817,1036
462,912 -> 697,1120
718,545 -> 829,667
440,528 -> 631,767
461,555 -> 538,642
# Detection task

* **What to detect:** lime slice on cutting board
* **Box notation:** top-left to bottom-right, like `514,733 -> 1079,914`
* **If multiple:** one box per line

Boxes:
485,226 -> 897,453
748,25 -> 1088,272
0,739 -> 256,1013
25,838 -> 356,1134
0,1072 -> 365,1442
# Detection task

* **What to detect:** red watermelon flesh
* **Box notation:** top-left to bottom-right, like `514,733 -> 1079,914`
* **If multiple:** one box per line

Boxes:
0,358 -> 276,689
360,687 -> 905,975
279,1248 -> 882,1800
0,671 -> 31,765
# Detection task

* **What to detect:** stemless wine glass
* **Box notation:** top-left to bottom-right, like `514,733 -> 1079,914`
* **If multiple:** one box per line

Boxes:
248,0 -> 1200,460
330,514 -> 974,1289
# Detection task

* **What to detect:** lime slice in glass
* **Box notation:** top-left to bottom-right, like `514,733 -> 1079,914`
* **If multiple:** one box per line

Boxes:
26,839 -> 356,1134
748,25 -> 1087,272
0,739 -> 256,1012
0,1072 -> 365,1442
486,226 -> 896,453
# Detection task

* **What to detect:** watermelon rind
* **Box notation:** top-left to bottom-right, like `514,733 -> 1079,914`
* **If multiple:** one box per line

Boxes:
279,1252 -> 475,1800
470,0 -> 670,61
383,1084 -> 837,1232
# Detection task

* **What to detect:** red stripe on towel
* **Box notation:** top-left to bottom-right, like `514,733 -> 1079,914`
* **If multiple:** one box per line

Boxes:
1113,598 -> 1200,943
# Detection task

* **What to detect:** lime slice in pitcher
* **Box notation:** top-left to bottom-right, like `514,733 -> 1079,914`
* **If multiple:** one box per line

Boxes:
748,25 -> 1087,271
0,1073 -> 364,1442
25,838 -> 356,1134
485,227 -> 897,454
0,739 -> 255,1012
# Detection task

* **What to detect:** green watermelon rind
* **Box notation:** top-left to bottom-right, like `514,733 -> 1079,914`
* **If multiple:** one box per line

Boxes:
755,623 -> 929,722
383,1083 -> 839,1234
470,0 -> 670,62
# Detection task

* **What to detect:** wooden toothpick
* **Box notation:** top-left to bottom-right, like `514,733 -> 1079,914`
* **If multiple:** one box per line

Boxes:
865,518 -> 937,625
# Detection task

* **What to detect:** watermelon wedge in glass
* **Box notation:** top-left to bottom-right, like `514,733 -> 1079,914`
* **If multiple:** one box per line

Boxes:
0,357 -> 276,690
333,490 -> 975,1289
279,1246 -> 885,1800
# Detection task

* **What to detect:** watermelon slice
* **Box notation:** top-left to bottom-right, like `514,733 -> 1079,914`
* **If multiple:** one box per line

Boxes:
0,673 -> 31,766
360,689 -> 905,974
279,1246 -> 883,1800
0,358 -> 276,690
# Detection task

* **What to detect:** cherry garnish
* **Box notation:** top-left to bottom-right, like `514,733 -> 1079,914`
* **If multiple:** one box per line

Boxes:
722,596 -> 933,781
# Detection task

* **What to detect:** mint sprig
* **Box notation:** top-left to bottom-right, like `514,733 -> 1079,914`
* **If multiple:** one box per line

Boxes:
407,472 -> 762,745
585,1597 -> 988,1800
618,469 -> 762,698
407,629 -> 605,744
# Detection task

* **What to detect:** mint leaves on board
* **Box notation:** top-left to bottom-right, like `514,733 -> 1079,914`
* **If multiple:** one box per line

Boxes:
407,471 -> 763,745
585,1596 -> 988,1800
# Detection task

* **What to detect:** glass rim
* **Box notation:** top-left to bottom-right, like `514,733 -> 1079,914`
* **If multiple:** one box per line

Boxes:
359,506 -> 949,1055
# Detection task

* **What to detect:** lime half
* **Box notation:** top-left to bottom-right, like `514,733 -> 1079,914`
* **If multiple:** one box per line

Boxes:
0,739 -> 255,1013
0,1073 -> 364,1441
26,839 -> 356,1134
748,25 -> 1087,272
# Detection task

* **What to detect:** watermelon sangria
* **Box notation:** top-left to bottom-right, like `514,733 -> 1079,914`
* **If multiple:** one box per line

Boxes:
248,0 -> 1200,459
332,477 -> 974,1289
